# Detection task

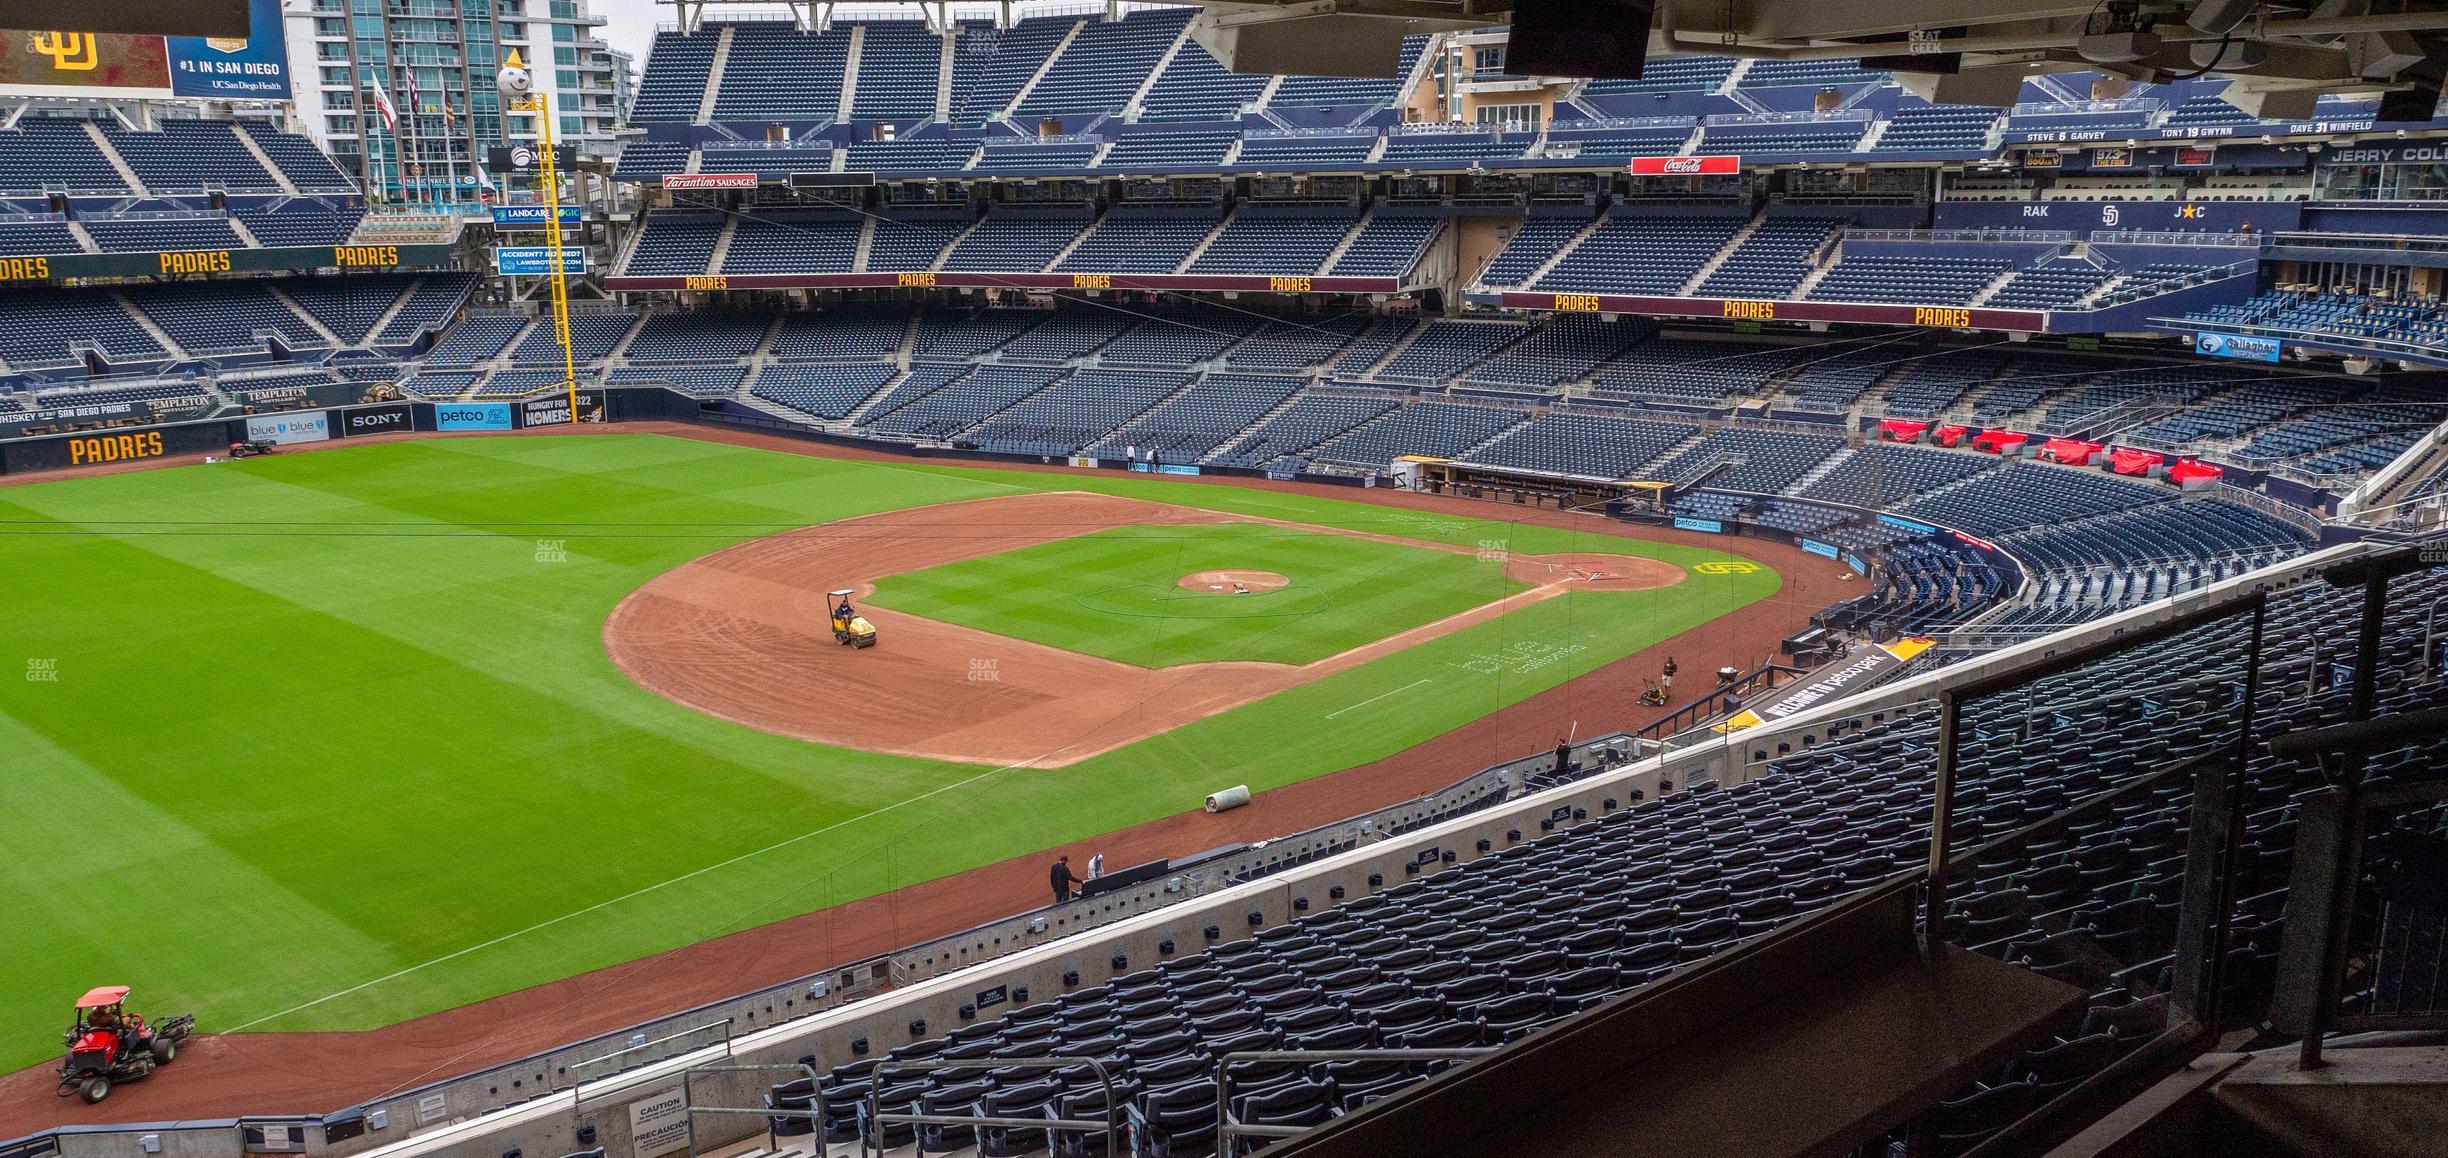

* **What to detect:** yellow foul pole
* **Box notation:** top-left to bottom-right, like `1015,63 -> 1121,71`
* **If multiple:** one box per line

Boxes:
503,50 -> 580,424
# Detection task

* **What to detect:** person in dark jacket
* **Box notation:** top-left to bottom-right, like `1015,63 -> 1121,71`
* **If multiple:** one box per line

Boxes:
1049,855 -> 1083,907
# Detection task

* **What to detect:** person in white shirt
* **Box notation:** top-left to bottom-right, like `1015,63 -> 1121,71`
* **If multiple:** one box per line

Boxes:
1086,852 -> 1105,880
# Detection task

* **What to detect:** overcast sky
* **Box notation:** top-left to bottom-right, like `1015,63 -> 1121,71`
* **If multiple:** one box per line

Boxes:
590,1 -> 1182,66
595,0 -> 660,65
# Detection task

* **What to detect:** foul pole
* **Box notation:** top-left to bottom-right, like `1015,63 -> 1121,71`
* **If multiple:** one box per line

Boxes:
500,49 -> 581,425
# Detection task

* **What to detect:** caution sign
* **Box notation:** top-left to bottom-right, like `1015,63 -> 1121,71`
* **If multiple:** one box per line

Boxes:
626,1087 -> 690,1158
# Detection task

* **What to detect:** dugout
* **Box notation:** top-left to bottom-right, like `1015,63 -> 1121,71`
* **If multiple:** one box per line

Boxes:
1390,455 -> 1649,511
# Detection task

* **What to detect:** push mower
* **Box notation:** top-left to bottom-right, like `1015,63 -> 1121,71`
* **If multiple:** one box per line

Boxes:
57,986 -> 193,1105
828,588 -> 877,649
1637,678 -> 1669,708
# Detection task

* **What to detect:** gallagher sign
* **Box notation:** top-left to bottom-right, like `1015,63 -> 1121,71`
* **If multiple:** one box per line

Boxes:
2196,332 -> 2281,363
1630,155 -> 1740,176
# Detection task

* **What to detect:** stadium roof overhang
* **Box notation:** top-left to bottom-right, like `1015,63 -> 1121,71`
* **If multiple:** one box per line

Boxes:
1194,0 -> 2448,114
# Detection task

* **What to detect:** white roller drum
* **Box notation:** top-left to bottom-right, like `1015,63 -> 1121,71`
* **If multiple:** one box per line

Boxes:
1205,785 -> 1252,813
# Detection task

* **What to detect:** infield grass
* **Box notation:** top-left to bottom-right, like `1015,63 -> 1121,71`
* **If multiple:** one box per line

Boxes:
866,522 -> 1526,667
0,433 -> 1781,1070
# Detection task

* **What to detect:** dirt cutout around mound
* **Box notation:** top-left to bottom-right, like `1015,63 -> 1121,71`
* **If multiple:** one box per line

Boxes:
1175,569 -> 1291,593
604,491 -> 1681,768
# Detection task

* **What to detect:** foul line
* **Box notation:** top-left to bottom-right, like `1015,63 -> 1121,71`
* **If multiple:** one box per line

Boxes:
1324,678 -> 1432,720
220,758 -> 1022,1034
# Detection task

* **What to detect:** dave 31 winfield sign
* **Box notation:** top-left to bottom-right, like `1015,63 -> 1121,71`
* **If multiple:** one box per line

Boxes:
1630,155 -> 1741,176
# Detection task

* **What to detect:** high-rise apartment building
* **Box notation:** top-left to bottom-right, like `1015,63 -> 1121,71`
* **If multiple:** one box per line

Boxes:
287,0 -> 625,202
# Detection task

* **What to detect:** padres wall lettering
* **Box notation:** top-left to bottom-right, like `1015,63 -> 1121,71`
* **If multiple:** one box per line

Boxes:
69,430 -> 167,464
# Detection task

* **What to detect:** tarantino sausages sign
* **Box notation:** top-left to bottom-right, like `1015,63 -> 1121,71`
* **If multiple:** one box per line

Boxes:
519,391 -> 605,428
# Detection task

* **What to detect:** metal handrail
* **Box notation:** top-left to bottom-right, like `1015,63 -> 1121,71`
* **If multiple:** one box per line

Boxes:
676,1060 -> 819,1158
864,1055 -> 1119,1158
571,1018 -> 732,1098
1213,1048 -> 1497,1154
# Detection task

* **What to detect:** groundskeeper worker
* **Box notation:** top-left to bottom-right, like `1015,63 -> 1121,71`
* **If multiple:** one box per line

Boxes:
1050,855 -> 1084,907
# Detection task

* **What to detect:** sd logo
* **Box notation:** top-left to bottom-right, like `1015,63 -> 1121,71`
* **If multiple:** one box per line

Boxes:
1694,561 -> 1763,575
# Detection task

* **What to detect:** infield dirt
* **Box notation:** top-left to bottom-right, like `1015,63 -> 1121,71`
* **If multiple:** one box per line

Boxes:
603,491 -> 1682,766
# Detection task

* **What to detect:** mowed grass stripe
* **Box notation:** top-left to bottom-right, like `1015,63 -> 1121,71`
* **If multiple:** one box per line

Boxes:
0,434 -> 1778,1059
868,523 -> 1523,668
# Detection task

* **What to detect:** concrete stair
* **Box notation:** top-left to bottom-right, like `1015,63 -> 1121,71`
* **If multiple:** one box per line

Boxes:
705,217 -> 741,275
696,26 -> 735,123
601,312 -> 648,361
1169,208 -> 1235,273
265,283 -> 342,346
935,29 -> 958,120
1198,388 -> 1309,464
929,215 -> 987,272
112,292 -> 187,358
1249,73 -> 1286,114
1357,318 -> 1431,378
1968,267 -> 2023,307
1518,213 -> 1610,289
836,24 -> 865,121
229,126 -> 301,196
1785,445 -> 1857,494
1002,19 -> 1086,118
1123,20 -> 1195,119
1789,258 -> 1840,301
1679,212 -> 1765,295
85,123 -> 149,195
1316,211 -> 1372,274
1043,213 -> 1102,269
842,366 -> 921,425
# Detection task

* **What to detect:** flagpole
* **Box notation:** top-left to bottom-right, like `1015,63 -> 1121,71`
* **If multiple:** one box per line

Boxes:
402,70 -> 424,209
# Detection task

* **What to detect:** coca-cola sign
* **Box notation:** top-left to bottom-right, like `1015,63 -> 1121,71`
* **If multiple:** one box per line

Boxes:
1630,155 -> 1740,176
662,173 -> 758,190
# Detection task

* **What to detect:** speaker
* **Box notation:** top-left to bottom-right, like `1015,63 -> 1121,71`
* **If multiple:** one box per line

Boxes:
1507,0 -> 1655,79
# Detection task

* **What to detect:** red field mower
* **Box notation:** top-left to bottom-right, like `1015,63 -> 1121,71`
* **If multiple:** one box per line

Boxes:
57,987 -> 192,1104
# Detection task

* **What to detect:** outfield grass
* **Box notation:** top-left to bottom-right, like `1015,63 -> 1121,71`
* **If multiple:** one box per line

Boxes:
866,522 -> 1525,667
0,433 -> 1780,1069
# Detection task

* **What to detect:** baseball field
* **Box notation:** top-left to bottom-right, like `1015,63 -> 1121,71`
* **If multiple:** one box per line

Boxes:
0,431 -> 1781,1074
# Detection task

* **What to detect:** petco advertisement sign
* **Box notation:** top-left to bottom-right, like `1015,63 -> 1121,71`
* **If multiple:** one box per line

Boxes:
245,411 -> 329,445
2196,332 -> 2282,363
1630,155 -> 1740,176
435,403 -> 513,431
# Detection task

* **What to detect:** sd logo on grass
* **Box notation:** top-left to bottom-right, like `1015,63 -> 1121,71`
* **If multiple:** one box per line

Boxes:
1694,561 -> 1763,575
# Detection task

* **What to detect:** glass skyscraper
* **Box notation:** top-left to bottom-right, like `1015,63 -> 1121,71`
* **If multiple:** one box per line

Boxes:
288,0 -> 627,203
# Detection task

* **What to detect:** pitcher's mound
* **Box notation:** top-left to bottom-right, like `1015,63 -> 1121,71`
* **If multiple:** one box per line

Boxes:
1178,569 -> 1290,594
